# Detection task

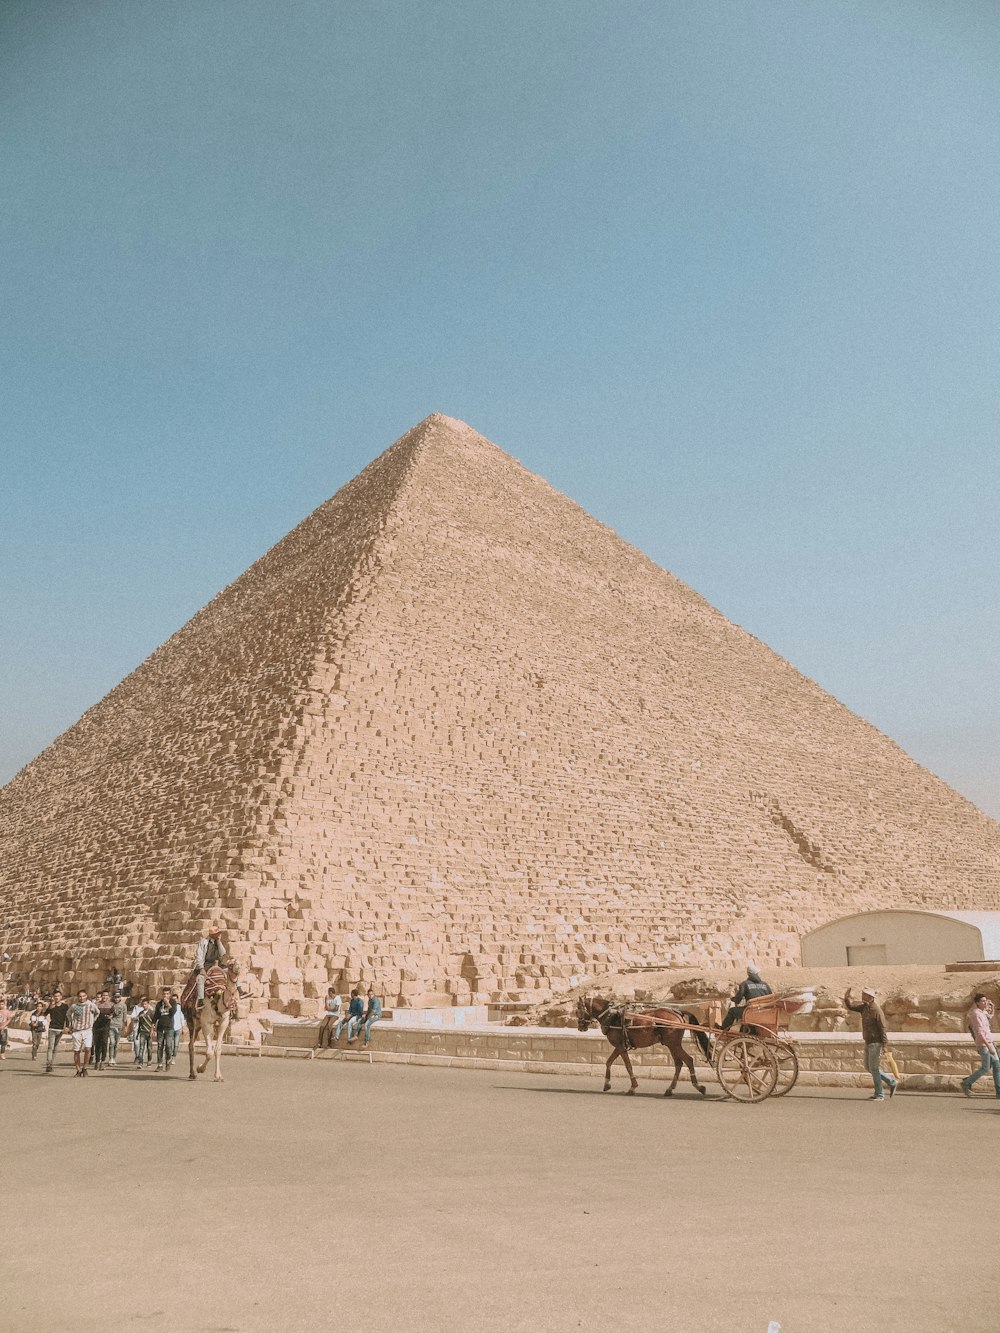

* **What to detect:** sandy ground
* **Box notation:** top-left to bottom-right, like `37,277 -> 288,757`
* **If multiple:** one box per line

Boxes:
2,1046 -> 998,1333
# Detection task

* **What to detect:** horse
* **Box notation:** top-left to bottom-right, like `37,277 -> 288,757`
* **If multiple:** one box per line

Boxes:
576,994 -> 712,1096
180,960 -> 241,1082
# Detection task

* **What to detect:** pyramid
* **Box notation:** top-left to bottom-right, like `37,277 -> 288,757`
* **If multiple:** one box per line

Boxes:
2,414 -> 999,1010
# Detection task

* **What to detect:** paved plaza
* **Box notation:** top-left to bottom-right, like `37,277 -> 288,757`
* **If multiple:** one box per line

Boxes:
3,1048 -> 997,1332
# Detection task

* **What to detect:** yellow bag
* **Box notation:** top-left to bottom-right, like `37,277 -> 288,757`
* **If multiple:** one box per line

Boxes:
884,1050 -> 900,1081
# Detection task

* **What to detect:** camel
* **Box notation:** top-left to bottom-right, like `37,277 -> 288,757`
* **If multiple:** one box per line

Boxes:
182,960 -> 241,1082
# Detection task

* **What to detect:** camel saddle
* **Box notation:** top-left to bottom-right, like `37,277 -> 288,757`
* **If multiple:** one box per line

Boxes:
179,965 -> 236,1013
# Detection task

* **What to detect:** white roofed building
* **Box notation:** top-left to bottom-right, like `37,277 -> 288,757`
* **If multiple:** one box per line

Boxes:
801,910 -> 1000,967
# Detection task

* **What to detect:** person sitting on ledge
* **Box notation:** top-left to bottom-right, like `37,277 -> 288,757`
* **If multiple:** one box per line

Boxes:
351,986 -> 382,1045
340,988 -> 365,1043
720,965 -> 772,1031
316,987 -> 342,1049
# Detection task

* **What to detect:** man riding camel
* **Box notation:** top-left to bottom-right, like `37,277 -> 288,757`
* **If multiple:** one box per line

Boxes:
193,922 -> 227,1010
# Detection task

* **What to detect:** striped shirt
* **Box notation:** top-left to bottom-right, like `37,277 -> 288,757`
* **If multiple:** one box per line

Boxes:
67,1000 -> 100,1033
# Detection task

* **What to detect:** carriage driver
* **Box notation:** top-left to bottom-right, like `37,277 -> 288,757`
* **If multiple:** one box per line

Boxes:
720,965 -> 773,1031
193,922 -> 227,1009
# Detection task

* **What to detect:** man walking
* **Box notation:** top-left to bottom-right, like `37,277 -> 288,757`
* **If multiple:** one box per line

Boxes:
108,992 -> 128,1066
44,989 -> 69,1072
151,987 -> 178,1071
0,994 -> 11,1063
92,990 -> 113,1070
844,986 -> 896,1101
961,993 -> 1000,1098
67,988 -> 100,1077
170,989 -> 184,1064
126,997 -> 153,1068
28,1000 -> 48,1061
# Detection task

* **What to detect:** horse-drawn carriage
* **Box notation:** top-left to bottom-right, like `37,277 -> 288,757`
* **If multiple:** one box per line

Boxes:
702,991 -> 813,1101
576,989 -> 816,1102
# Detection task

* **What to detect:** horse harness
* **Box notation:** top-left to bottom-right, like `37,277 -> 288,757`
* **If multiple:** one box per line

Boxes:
597,1002 -> 635,1051
596,1000 -> 692,1051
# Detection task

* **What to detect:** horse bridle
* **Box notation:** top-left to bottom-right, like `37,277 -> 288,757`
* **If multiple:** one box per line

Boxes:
579,997 -> 616,1031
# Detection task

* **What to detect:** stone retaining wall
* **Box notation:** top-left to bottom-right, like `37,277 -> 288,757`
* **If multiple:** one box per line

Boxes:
258,1022 -> 986,1092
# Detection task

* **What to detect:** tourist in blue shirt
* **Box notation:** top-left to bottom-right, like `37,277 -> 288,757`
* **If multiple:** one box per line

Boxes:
353,987 -> 382,1046
337,988 -> 365,1042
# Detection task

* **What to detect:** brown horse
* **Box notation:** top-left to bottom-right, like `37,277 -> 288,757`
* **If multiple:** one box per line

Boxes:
576,994 -> 712,1096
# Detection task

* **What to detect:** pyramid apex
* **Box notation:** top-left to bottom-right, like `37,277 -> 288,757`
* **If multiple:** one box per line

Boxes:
424,411 -> 467,426
411,411 -> 480,437
388,413 -> 501,466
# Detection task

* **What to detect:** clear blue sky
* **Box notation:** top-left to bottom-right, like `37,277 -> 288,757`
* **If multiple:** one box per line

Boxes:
2,2 -> 998,817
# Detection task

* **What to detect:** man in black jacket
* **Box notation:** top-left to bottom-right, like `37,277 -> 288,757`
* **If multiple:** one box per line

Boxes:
44,989 -> 69,1072
720,966 -> 773,1031
151,987 -> 178,1072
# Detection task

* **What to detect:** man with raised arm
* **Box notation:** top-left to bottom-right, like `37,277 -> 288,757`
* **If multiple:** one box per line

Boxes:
844,985 -> 896,1102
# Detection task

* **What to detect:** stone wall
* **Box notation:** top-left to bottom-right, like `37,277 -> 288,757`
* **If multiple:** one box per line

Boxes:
259,1021 -> 987,1093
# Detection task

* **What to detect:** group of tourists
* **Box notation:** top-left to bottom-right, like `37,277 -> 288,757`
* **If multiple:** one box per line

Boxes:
2,922 -> 387,1075
316,984 -> 383,1048
12,984 -> 186,1076
0,923 -> 231,1077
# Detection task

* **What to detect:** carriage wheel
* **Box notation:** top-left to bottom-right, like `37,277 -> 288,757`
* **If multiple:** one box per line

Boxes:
771,1040 -> 799,1098
715,1037 -> 779,1102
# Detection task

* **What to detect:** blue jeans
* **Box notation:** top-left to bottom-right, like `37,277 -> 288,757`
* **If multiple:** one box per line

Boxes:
963,1046 -> 1000,1096
108,1027 -> 121,1062
360,1016 -> 379,1045
156,1029 -> 173,1066
865,1042 -> 895,1098
45,1028 -> 64,1070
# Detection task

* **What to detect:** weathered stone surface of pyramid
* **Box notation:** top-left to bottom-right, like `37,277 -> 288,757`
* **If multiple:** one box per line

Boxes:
2,414 -> 998,1009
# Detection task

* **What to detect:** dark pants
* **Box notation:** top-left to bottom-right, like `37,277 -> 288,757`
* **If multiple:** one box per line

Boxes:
156,1028 -> 173,1066
317,1015 -> 340,1047
93,1025 -> 111,1065
720,1006 -> 745,1032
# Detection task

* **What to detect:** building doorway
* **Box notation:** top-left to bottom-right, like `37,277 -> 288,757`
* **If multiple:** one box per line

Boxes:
846,943 -> 887,966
